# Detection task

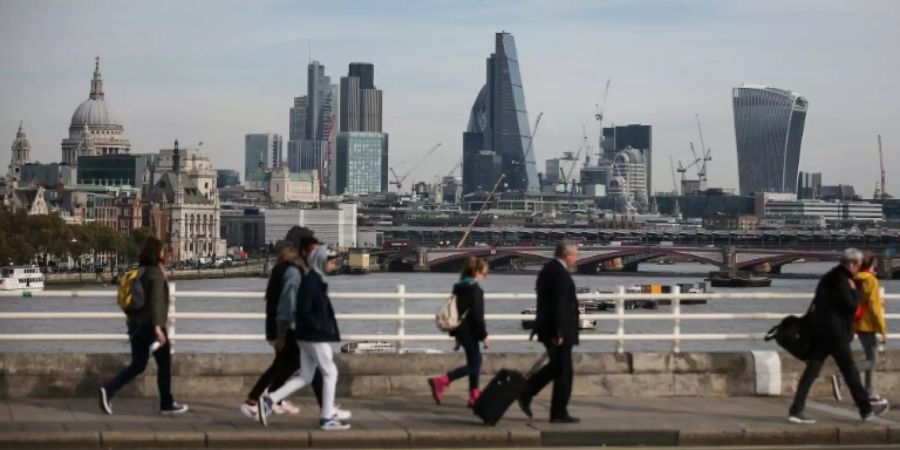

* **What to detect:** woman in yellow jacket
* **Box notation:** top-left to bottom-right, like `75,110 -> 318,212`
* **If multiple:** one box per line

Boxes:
853,252 -> 887,403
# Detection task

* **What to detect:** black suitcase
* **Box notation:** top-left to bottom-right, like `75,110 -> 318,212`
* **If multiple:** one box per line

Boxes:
473,369 -> 527,426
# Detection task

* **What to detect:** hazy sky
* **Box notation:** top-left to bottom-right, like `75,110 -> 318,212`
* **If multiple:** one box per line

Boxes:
1,0 -> 898,195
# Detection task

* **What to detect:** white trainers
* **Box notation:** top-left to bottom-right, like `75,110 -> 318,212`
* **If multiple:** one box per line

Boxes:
240,402 -> 258,419
320,417 -> 351,431
331,407 -> 352,421
278,400 -> 301,414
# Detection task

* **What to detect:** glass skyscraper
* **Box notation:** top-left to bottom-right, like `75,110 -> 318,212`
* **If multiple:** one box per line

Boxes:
462,32 -> 539,195
336,132 -> 388,194
732,85 -> 808,195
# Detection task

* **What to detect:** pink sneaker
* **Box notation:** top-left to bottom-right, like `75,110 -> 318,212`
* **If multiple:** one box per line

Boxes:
467,388 -> 481,408
428,374 -> 450,405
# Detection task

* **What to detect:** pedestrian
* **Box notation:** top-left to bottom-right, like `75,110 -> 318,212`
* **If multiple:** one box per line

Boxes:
258,246 -> 351,431
238,241 -> 322,418
518,241 -> 580,423
428,256 -> 490,407
99,237 -> 188,415
788,248 -> 889,424
851,251 -> 888,403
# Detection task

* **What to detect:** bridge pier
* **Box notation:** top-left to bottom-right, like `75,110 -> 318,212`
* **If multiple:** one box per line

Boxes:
878,251 -> 895,279
722,246 -> 737,271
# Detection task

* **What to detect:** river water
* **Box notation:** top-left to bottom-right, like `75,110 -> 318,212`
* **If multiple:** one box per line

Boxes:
2,262 -> 899,354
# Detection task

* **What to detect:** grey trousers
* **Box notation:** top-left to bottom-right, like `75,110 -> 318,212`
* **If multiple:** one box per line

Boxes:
858,332 -> 878,395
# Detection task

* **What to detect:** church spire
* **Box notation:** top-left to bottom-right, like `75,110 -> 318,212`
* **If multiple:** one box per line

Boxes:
90,56 -> 104,100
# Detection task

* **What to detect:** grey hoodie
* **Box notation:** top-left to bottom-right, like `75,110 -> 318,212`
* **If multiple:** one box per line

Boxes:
307,246 -> 330,281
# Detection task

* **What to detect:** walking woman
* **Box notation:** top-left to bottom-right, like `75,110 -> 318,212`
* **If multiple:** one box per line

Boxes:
99,237 -> 188,415
428,256 -> 490,407
854,251 -> 888,402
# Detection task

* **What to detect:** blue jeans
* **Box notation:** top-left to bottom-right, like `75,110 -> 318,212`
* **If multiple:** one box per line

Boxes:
447,339 -> 481,390
103,323 -> 174,409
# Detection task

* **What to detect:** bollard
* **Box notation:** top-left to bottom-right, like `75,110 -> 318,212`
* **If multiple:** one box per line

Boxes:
615,285 -> 625,354
397,284 -> 406,352
671,285 -> 681,354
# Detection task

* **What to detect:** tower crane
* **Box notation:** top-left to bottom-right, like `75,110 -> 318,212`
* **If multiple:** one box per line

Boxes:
565,130 -> 591,226
678,142 -> 702,184
445,158 -> 463,178
695,114 -> 712,181
389,142 -> 442,190
669,155 -> 679,195
595,79 -> 612,156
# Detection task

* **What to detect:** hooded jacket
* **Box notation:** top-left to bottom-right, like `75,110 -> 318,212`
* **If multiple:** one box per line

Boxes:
853,270 -> 887,335
294,247 -> 340,342
448,277 -> 488,342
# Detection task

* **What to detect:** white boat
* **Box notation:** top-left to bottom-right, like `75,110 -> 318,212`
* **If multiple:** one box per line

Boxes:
340,340 -> 444,354
0,266 -> 45,292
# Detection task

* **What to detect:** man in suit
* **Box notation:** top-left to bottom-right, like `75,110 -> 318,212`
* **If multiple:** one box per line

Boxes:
788,248 -> 889,424
518,241 -> 580,423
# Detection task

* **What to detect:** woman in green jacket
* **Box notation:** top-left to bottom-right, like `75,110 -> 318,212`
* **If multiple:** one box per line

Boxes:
99,237 -> 188,415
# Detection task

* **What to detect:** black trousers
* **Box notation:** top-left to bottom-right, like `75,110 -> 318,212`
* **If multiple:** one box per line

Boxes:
790,337 -> 872,416
104,324 -> 174,410
523,340 -> 573,419
248,331 -> 323,406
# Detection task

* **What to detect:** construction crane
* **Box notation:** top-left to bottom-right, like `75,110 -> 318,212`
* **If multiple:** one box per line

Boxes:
565,131 -> 591,226
595,79 -> 612,155
678,142 -> 702,184
669,155 -> 679,195
878,134 -> 889,199
522,112 -> 543,165
457,174 -> 506,248
445,158 -> 463,178
389,142 -> 442,190
695,114 -> 712,181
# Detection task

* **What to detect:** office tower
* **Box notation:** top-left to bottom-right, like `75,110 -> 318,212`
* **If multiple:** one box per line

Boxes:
462,32 -> 539,195
797,171 -> 822,200
287,62 -> 337,194
336,63 -> 388,194
244,133 -> 282,184
733,84 -> 808,195
602,124 -> 652,194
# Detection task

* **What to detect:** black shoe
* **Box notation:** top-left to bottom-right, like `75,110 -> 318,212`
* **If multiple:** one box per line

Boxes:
99,387 -> 112,415
160,402 -> 189,415
550,415 -> 580,424
517,396 -> 533,419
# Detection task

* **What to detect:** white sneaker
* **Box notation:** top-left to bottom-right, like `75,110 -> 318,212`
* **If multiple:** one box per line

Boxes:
331,407 -> 352,421
272,402 -> 286,414
278,400 -> 301,414
240,402 -> 258,419
320,417 -> 351,431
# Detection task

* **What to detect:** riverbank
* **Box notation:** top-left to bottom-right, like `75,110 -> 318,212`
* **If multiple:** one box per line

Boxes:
44,264 -> 267,286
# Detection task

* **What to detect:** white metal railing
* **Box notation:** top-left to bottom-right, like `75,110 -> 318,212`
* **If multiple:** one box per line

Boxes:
1,285 -> 898,353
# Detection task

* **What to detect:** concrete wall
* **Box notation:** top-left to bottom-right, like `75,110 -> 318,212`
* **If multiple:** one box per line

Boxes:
1,351 -> 896,399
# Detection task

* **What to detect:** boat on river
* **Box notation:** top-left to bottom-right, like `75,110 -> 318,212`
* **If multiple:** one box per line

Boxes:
707,271 -> 772,288
0,265 -> 45,292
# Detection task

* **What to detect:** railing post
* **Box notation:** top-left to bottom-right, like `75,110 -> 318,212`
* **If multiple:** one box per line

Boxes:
879,286 -> 887,353
671,285 -> 681,354
397,284 -> 406,353
615,285 -> 625,354
168,281 -> 176,353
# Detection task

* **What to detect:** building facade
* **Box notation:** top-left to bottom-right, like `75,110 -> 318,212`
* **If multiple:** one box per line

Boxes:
267,166 -> 319,204
702,214 -> 759,231
336,132 -> 389,194
216,169 -> 240,188
244,133 -> 282,186
602,124 -> 652,194
76,154 -> 149,187
733,85 -> 808,195
264,203 -> 358,248
764,199 -> 883,225
462,32 -> 539,195
606,147 -> 648,211
7,122 -> 31,185
288,62 -> 339,194
61,58 -> 131,167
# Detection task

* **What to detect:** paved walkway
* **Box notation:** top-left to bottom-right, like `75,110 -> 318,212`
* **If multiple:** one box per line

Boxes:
2,395 -> 900,448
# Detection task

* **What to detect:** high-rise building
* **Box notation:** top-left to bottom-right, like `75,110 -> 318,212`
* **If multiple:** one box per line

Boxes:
733,85 -> 808,195
335,63 -> 388,194
797,171 -> 822,200
244,133 -> 282,185
61,57 -> 132,167
287,62 -> 338,194
462,32 -> 539,195
602,124 -> 652,194
217,169 -> 240,188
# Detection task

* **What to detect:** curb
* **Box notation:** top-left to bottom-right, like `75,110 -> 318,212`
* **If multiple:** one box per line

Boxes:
1,425 -> 898,448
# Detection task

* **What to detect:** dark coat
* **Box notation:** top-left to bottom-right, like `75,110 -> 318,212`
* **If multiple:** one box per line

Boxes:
294,270 -> 340,342
534,260 -> 580,345
449,281 -> 488,342
264,261 -> 297,341
808,265 -> 859,343
129,265 -> 168,329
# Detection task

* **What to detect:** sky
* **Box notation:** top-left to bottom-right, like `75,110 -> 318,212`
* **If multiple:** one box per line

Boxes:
1,0 -> 898,195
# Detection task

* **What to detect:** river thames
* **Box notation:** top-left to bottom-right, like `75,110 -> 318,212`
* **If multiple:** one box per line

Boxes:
2,262 -> 899,354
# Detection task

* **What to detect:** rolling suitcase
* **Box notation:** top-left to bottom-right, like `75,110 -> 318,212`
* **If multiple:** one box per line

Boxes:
472,369 -> 527,426
473,354 -> 547,426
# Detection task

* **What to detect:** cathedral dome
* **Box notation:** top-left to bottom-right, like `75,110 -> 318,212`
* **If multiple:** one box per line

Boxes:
69,57 -> 123,131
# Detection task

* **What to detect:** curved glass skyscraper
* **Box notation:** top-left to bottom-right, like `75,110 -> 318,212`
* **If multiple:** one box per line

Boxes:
462,32 -> 539,194
732,85 -> 808,195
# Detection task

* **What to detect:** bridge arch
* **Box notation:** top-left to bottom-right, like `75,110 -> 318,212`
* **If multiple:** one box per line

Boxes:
575,248 -> 724,271
427,248 -> 553,271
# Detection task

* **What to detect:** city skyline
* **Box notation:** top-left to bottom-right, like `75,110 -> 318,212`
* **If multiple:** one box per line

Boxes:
1,1 -> 898,196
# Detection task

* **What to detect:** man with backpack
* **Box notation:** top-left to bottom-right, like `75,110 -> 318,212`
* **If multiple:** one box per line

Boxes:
788,248 -> 889,424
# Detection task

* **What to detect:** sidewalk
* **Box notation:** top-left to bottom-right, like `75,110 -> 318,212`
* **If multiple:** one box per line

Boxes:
2,395 -> 900,448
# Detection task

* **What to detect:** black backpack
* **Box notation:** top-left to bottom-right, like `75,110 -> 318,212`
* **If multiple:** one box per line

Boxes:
765,314 -> 811,360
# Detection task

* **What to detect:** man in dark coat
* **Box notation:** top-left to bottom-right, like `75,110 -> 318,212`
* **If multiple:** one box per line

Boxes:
518,241 -> 580,423
788,248 -> 889,424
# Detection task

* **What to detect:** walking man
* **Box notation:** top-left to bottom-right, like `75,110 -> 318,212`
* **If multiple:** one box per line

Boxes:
789,248 -> 889,424
518,241 -> 580,423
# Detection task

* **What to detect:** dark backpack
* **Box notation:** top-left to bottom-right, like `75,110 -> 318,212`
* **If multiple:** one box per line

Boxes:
765,315 -> 811,360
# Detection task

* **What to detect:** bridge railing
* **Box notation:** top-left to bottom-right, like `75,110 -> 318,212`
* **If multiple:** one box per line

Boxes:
1,285 -> 898,353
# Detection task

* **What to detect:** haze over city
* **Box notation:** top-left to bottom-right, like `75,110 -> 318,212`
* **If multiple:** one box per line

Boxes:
1,0 -> 898,193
